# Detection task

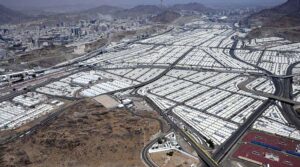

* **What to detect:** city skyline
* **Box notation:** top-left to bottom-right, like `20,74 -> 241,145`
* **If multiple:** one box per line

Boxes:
1,0 -> 300,166
0,0 -> 286,9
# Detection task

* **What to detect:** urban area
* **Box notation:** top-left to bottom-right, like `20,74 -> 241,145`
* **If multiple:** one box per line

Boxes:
0,0 -> 300,167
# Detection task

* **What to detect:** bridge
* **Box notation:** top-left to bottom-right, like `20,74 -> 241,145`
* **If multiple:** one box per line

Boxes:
238,77 -> 300,106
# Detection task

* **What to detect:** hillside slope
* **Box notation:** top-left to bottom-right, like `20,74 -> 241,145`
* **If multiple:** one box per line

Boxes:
82,5 -> 123,16
248,0 -> 300,41
115,5 -> 162,18
82,3 -> 211,19
0,5 -> 28,24
1,100 -> 160,167
151,10 -> 181,24
249,0 -> 300,26
170,2 -> 213,13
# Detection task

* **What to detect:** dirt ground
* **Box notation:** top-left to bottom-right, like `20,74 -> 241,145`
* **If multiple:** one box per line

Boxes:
248,26 -> 300,42
175,134 -> 199,158
131,96 -> 170,134
93,95 -> 120,109
150,151 -> 199,167
1,99 -> 160,167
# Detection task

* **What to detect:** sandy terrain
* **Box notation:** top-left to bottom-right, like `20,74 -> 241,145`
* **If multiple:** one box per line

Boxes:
93,95 -> 120,109
150,151 -> 199,167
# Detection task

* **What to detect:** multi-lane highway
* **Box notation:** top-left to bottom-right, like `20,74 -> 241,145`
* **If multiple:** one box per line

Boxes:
212,39 -> 282,163
133,38 -> 300,167
282,61 -> 300,128
2,23 -> 300,167
142,96 -> 218,167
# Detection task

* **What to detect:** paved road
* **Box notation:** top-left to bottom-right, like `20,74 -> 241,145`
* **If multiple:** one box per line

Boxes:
230,38 -> 300,138
124,47 -> 220,167
141,136 -> 160,167
4,28 -> 300,167
212,39 -> 278,163
137,39 -> 288,166
212,100 -> 271,162
282,61 -> 300,128
237,77 -> 300,105
0,67 -> 88,103
126,104 -> 170,167
93,47 -> 214,167
95,47 -> 195,96
142,96 -> 217,167
0,100 -> 84,145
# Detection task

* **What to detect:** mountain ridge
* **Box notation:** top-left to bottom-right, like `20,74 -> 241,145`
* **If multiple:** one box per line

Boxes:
0,4 -> 28,24
170,2 -> 213,13
82,5 -> 123,15
0,2 -> 213,25
150,10 -> 181,24
114,5 -> 162,18
248,0 -> 300,27
83,2 -> 213,18
247,0 -> 300,42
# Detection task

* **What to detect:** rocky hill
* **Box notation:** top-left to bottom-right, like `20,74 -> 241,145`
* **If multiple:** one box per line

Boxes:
170,2 -> 213,13
115,5 -> 162,18
249,0 -> 300,27
82,5 -> 123,16
273,0 -> 300,15
0,2 -> 213,25
1,99 -> 160,167
247,0 -> 300,41
151,10 -> 181,24
83,3 -> 212,19
0,4 -> 28,24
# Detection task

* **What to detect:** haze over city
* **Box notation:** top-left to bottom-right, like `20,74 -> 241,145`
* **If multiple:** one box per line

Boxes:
0,0 -> 286,9
0,0 -> 300,167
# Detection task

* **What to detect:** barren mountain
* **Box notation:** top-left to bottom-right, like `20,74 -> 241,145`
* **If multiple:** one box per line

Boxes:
0,4 -> 28,24
170,2 -> 213,13
272,0 -> 300,15
115,5 -> 162,18
1,100 -> 160,167
151,10 -> 181,24
83,3 -> 212,19
82,5 -> 123,16
249,0 -> 300,27
247,0 -> 300,41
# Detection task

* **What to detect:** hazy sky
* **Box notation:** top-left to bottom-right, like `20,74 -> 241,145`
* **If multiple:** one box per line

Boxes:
0,0 -> 286,9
